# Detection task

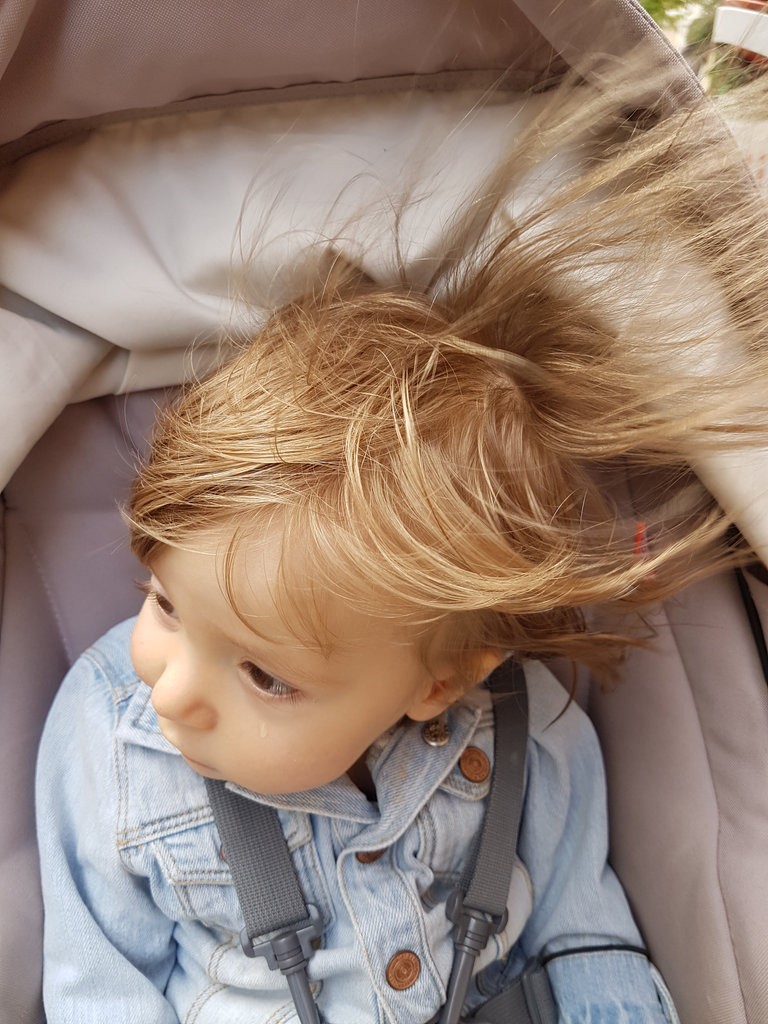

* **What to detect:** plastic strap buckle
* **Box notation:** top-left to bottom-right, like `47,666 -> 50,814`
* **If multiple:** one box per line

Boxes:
240,902 -> 322,965
440,891 -> 509,1024
240,904 -> 324,1024
446,890 -> 508,952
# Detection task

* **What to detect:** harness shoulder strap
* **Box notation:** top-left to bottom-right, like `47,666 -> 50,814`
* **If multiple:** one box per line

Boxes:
204,778 -> 308,936
204,778 -> 324,1023
439,659 -> 529,1024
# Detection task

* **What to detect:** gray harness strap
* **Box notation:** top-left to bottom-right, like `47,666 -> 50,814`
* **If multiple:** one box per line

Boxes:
468,960 -> 557,1023
204,780 -> 324,1023
206,659 -> 553,1024
205,778 -> 308,935
439,660 -> 530,1024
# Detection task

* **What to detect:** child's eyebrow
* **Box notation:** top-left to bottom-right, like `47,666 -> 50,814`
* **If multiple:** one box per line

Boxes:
210,611 -> 335,688
147,567 -> 338,682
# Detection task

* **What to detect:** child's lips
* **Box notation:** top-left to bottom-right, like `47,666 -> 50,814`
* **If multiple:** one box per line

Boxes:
158,721 -> 218,774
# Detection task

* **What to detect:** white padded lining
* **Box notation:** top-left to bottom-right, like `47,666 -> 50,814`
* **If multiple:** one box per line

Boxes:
0,88 -> 564,488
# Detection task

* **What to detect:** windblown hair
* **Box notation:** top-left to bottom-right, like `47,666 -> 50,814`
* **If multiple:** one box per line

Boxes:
129,49 -> 768,682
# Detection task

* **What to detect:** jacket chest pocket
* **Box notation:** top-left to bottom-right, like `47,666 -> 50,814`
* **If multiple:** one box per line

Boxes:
122,810 -> 330,935
411,774 -> 489,911
419,760 -> 490,873
121,817 -> 243,930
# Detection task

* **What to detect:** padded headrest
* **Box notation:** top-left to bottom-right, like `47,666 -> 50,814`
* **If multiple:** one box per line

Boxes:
0,0 -> 681,163
0,0 -> 555,157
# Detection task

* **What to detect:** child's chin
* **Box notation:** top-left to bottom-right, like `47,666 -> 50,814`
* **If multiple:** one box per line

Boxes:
181,753 -> 221,777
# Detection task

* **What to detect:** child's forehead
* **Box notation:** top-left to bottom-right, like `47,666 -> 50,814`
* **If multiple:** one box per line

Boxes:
155,524 -> 429,655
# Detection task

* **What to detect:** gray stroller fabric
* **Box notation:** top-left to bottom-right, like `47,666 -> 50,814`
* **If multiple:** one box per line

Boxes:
0,393 -> 161,1024
591,569 -> 768,1024
1,3 -> 767,1023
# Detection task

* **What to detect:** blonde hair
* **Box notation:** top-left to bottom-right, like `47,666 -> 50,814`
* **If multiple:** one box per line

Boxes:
129,52 -> 768,682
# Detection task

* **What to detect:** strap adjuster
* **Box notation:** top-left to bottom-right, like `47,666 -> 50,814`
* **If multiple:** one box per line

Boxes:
240,905 -> 324,1024
240,902 -> 323,966
441,890 -> 509,1024
446,890 -> 508,951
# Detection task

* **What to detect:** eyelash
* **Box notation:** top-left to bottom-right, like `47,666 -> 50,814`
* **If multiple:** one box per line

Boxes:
136,579 -> 176,618
241,662 -> 301,704
136,579 -> 301,705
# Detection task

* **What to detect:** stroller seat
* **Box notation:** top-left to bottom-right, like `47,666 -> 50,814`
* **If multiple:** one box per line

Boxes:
1,3 -> 767,1022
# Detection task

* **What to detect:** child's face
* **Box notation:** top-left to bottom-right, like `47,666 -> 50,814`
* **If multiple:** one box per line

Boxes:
130,530 -> 456,794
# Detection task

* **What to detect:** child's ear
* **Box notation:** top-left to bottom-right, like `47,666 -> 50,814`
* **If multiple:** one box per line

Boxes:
405,649 -> 505,722
404,679 -> 458,723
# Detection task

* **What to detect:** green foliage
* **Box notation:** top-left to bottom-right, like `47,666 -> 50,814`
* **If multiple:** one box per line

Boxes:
638,0 -> 697,29
638,0 -> 757,94
686,3 -> 717,46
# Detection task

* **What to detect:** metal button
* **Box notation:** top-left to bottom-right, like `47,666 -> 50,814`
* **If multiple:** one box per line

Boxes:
386,950 -> 421,990
356,849 -> 386,863
421,713 -> 450,747
459,746 -> 490,783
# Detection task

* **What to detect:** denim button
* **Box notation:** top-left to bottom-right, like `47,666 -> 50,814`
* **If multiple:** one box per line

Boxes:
386,950 -> 421,989
459,746 -> 490,783
356,849 -> 386,863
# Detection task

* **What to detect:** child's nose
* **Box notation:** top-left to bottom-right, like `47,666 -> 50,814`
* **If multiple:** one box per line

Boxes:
149,663 -> 217,730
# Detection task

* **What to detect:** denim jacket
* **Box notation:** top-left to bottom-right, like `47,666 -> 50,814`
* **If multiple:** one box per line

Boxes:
36,618 -> 678,1023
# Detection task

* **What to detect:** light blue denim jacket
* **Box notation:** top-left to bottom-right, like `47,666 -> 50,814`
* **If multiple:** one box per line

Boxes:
36,618 -> 678,1024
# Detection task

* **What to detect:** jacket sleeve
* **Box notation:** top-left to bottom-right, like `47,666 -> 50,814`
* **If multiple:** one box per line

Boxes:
516,662 -> 679,1024
35,644 -> 179,1024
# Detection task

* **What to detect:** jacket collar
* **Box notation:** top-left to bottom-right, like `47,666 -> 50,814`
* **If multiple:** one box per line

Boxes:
119,677 -> 487,834
228,694 -> 487,836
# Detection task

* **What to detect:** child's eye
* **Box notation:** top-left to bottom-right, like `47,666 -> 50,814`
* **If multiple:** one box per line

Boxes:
241,662 -> 300,703
153,591 -> 177,618
137,579 -> 178,620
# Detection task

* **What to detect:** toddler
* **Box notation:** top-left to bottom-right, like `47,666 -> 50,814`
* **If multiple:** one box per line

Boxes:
35,267 -> 691,1023
36,64 -> 768,1024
